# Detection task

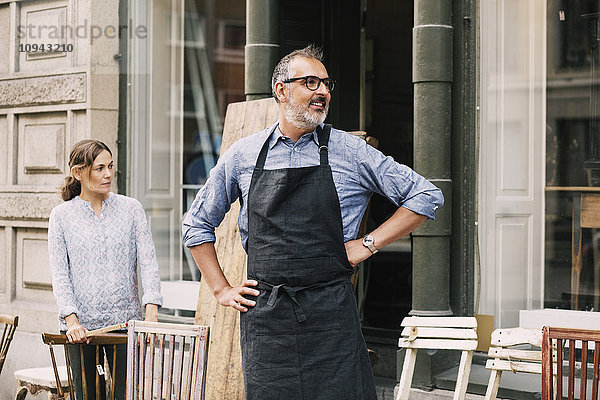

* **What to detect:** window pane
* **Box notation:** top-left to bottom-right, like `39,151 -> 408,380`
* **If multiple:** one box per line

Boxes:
182,0 -> 245,192
546,0 -> 600,311
181,0 -> 245,200
157,0 -> 245,321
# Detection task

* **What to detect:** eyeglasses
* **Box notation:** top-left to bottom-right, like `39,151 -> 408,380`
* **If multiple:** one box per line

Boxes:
283,75 -> 336,92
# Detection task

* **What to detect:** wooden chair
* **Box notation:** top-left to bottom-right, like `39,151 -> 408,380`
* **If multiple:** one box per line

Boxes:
483,327 -> 543,400
15,332 -> 128,400
126,320 -> 210,400
396,316 -> 478,400
542,326 -> 600,400
0,314 -> 18,376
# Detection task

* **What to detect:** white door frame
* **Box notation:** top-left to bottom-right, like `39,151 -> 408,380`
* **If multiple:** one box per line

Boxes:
127,0 -> 185,284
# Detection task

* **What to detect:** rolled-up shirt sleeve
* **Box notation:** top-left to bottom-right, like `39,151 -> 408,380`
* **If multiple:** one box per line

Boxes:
133,201 -> 163,307
182,144 -> 242,247
356,139 -> 444,219
48,208 -> 80,320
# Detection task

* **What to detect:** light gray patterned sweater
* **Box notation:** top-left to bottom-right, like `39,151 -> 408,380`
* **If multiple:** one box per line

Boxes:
48,193 -> 163,330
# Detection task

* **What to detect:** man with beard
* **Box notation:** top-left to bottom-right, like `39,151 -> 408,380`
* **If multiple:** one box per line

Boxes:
182,45 -> 443,399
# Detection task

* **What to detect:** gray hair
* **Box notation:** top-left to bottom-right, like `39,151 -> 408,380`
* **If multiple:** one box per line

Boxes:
271,44 -> 324,103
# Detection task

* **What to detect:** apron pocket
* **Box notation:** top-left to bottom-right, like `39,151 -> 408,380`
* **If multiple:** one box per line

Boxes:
254,289 -> 296,336
296,284 -> 344,333
253,282 -> 345,335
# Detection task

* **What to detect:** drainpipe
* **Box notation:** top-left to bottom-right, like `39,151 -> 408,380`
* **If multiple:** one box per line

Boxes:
116,0 -> 128,194
245,0 -> 280,101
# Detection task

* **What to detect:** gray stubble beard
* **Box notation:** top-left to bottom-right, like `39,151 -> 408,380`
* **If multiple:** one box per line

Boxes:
284,93 -> 329,131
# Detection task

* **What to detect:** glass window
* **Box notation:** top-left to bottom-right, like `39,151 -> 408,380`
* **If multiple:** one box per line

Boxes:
182,2 -> 245,232
154,0 -> 245,320
546,0 -> 600,312
182,0 -> 245,195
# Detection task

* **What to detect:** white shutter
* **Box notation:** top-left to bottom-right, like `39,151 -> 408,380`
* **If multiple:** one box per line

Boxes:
479,0 -> 546,328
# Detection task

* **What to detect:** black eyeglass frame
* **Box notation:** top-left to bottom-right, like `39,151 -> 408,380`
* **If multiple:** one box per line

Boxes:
282,75 -> 336,92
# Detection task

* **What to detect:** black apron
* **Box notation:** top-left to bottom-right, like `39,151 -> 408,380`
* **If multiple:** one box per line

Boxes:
241,124 -> 377,400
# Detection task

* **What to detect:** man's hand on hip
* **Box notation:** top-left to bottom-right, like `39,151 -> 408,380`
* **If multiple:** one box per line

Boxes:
216,280 -> 260,312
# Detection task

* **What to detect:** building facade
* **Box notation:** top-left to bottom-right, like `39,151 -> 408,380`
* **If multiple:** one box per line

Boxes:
1,0 -> 600,397
0,0 -> 120,396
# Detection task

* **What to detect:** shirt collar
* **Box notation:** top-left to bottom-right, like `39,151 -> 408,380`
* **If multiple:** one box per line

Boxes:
74,192 -> 114,208
268,123 -> 322,149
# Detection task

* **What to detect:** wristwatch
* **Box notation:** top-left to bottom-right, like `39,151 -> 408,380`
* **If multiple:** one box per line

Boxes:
362,234 -> 378,254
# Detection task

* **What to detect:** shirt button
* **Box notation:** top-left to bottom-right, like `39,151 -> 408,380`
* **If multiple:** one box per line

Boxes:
293,147 -> 298,152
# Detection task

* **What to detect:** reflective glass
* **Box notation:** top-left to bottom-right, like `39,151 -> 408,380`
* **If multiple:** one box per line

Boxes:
546,0 -> 600,311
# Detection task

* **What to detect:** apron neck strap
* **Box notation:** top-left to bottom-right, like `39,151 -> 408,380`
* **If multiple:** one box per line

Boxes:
255,125 -> 278,170
316,124 -> 331,166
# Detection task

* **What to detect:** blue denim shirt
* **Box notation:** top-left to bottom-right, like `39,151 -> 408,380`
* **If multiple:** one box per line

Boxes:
183,123 -> 443,252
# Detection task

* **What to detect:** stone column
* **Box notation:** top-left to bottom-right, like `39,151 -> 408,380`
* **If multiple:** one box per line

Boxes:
397,0 -> 454,390
411,0 -> 453,318
245,0 -> 279,100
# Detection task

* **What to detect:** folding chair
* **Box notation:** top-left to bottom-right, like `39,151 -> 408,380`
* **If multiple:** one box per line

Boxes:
484,327 -> 543,400
396,316 -> 478,400
126,320 -> 210,400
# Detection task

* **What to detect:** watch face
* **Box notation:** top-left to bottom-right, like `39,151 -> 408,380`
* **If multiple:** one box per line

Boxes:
363,235 -> 373,246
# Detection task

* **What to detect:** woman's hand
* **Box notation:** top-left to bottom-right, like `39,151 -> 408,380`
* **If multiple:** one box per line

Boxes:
64,314 -> 90,344
144,304 -> 159,322
216,280 -> 260,312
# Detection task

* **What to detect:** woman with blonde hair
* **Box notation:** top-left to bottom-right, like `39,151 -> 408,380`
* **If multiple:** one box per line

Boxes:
48,139 -> 162,399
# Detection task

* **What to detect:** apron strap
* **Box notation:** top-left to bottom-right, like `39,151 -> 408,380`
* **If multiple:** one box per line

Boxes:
254,125 -> 279,170
263,276 -> 348,323
316,124 -> 332,166
267,284 -> 306,323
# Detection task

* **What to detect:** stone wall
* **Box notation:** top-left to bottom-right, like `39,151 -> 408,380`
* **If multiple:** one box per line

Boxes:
0,0 -> 119,397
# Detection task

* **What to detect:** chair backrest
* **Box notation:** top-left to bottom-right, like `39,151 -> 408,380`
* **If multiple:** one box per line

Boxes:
396,316 -> 478,400
487,327 -> 543,374
0,314 -> 18,375
484,327 -> 543,400
126,320 -> 210,400
542,326 -> 600,400
42,332 -> 128,400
